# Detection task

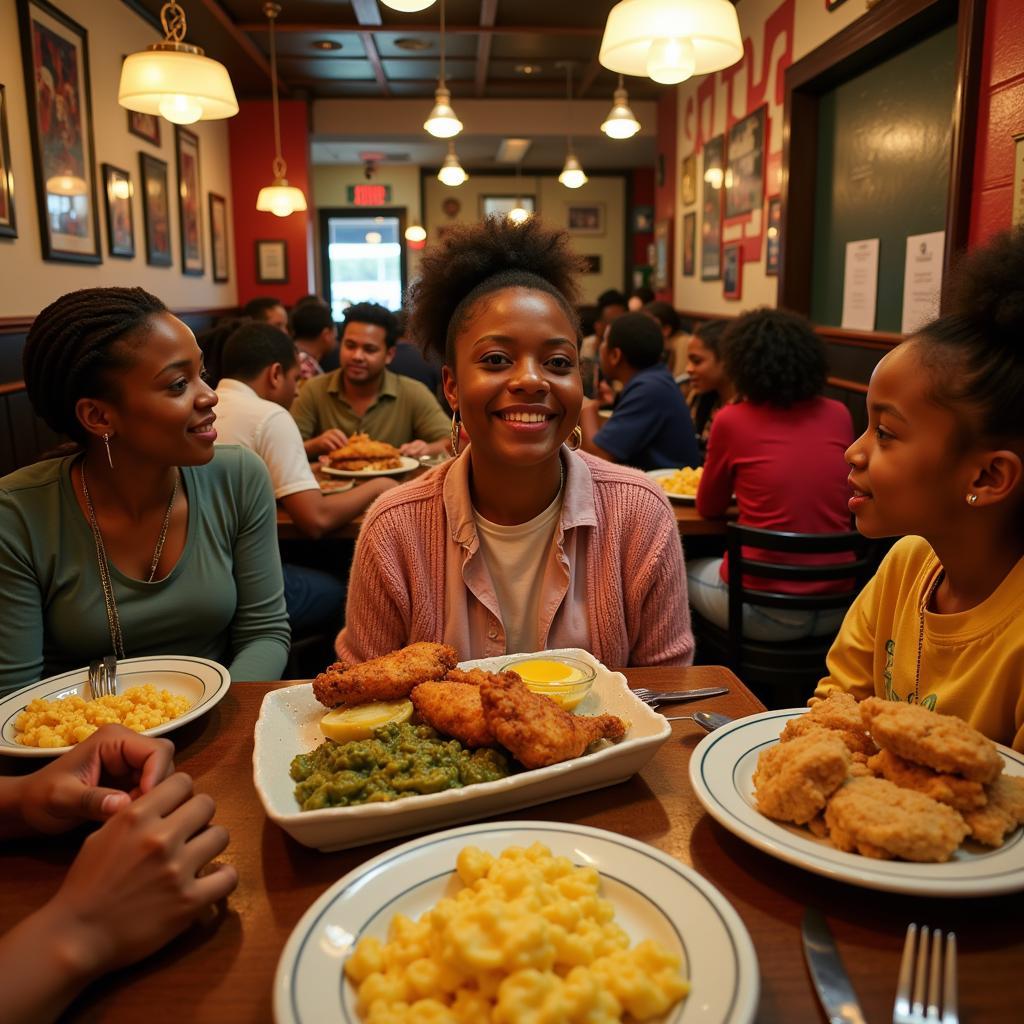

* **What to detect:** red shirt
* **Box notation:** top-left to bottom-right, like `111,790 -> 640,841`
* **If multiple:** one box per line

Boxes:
696,397 -> 854,593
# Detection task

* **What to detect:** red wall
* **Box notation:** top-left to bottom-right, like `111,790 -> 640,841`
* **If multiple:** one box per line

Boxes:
654,89 -> 678,302
969,0 -> 1024,246
228,99 -> 312,306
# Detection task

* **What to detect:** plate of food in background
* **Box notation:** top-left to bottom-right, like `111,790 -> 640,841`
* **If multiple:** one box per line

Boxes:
0,655 -> 231,758
320,433 -> 420,477
273,820 -> 759,1024
647,467 -> 702,504
689,695 -> 1024,897
253,644 -> 671,851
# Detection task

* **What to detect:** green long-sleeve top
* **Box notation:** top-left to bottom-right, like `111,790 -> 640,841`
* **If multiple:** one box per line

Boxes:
0,445 -> 290,693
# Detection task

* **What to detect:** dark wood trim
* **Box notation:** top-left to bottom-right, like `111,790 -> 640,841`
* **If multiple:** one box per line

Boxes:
197,0 -> 287,92
815,325 -> 902,349
827,376 -> 869,395
238,22 -> 603,37
0,307 -> 238,335
475,0 -> 498,97
778,89 -> 818,314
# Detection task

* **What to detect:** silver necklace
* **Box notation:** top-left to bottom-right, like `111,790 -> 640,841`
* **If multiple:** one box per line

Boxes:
81,462 -> 179,659
913,569 -> 944,704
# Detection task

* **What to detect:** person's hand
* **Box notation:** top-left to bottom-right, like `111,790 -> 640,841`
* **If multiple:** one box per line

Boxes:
399,439 -> 430,457
596,380 -> 615,406
308,429 -> 349,457
18,725 -> 175,836
42,772 -> 237,978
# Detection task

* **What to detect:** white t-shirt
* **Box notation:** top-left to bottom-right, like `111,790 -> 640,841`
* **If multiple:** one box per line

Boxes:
473,491 -> 563,655
213,379 -> 318,499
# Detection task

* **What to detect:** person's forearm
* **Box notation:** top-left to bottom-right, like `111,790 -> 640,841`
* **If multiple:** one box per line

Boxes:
423,438 -> 449,456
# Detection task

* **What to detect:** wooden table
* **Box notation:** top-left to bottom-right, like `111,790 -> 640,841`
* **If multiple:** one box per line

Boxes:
3,669 -> 1021,1022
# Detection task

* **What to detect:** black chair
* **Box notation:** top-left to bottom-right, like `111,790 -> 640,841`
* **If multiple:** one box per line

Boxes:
690,523 -> 873,709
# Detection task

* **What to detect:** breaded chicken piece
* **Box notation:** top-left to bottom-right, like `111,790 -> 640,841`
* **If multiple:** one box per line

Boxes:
312,642 -> 458,708
478,672 -> 626,769
753,732 -> 851,825
824,777 -> 968,862
783,694 -> 877,757
866,749 -> 987,812
328,433 -> 402,471
410,680 -> 496,748
443,667 -> 518,688
963,775 -> 1024,847
860,697 -> 1003,784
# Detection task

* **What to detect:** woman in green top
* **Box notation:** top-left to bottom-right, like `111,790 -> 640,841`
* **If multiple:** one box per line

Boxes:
0,287 -> 289,692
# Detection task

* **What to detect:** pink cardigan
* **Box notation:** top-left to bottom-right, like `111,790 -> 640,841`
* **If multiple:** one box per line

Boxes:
336,449 -> 693,668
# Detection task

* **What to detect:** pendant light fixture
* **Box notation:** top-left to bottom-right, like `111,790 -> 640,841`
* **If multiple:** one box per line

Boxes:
437,141 -> 468,187
381,0 -> 436,10
118,2 -> 238,124
423,0 -> 462,138
600,75 -> 641,139
598,0 -> 742,85
404,224 -> 427,242
558,65 -> 587,190
255,3 -> 308,218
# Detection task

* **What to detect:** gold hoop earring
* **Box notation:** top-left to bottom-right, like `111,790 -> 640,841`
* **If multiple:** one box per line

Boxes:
450,411 -> 462,458
967,493 -> 978,506
565,425 -> 583,451
102,432 -> 114,470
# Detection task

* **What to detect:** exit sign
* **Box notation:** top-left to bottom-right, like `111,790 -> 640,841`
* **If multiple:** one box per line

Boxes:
348,184 -> 392,206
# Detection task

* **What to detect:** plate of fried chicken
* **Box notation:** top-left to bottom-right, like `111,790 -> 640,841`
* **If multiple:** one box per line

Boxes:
320,433 -> 419,476
690,694 -> 1024,897
253,643 -> 670,851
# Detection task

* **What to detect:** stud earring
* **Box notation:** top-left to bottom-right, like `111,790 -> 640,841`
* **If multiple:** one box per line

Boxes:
449,411 -> 462,458
966,493 -> 978,506
102,432 -> 114,470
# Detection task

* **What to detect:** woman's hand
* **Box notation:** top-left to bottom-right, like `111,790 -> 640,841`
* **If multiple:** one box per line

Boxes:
16,724 -> 175,836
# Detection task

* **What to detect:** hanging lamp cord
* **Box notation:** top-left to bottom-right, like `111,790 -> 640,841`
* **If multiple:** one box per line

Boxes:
439,0 -> 447,88
264,3 -> 286,180
566,64 -> 574,153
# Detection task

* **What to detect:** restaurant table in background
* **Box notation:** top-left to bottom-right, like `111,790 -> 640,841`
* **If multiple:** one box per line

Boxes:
2,668 -> 1020,1023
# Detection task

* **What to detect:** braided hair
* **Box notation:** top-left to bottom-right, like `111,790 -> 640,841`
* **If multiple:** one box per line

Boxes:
23,287 -> 167,442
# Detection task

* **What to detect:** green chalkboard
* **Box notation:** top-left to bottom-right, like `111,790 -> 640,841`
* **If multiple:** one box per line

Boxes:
810,25 -> 956,332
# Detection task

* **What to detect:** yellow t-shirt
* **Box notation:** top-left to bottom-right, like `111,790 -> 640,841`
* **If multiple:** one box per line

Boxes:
815,535 -> 1024,752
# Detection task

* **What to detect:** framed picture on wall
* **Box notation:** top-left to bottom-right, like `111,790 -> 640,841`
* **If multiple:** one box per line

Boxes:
208,192 -> 229,283
256,239 -> 288,283
175,125 -> 203,275
701,134 -> 724,280
17,0 -> 101,263
680,153 -> 697,206
101,163 -> 134,258
0,85 -> 16,239
581,254 -> 602,274
480,195 -> 535,219
766,196 -> 782,275
723,243 -> 742,300
632,205 -> 653,232
139,151 -> 171,266
682,211 -> 696,276
653,219 -> 671,291
725,106 -> 766,219
566,203 -> 604,235
127,109 -> 161,146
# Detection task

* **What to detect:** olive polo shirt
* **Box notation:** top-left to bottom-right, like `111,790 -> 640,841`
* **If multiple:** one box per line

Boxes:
290,368 -> 450,448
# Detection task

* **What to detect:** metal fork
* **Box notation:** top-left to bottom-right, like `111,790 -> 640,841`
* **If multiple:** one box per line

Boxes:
87,656 -> 118,699
631,686 -> 729,706
893,924 -> 958,1024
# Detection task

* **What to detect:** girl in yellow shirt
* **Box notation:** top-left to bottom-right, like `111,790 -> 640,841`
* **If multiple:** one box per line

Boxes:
815,227 -> 1024,751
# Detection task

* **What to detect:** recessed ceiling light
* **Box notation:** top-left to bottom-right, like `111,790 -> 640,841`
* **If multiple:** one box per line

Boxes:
312,39 -> 342,51
395,37 -> 431,51
515,64 -> 542,75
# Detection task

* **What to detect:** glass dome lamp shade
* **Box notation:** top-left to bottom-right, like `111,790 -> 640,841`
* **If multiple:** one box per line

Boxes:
437,143 -> 468,186
559,153 -> 588,190
405,224 -> 427,242
118,3 -> 238,123
381,0 -> 436,10
423,87 -> 463,138
601,79 -> 641,139
598,0 -> 743,81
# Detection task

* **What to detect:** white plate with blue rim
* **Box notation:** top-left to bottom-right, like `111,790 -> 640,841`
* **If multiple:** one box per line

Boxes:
689,707 -> 1024,897
273,820 -> 759,1024
0,655 -> 231,758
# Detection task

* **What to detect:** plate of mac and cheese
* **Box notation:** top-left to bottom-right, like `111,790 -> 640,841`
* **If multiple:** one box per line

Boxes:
0,655 -> 231,758
273,821 -> 759,1024
647,467 -> 703,504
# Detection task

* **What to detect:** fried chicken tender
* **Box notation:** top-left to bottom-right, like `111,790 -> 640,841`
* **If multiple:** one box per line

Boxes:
860,698 -> 1003,783
477,672 -> 626,769
824,777 -> 969,862
963,775 -> 1024,847
866,749 -> 987,812
783,693 -> 877,757
312,642 -> 458,708
410,679 -> 498,748
327,432 -> 402,471
752,732 -> 851,825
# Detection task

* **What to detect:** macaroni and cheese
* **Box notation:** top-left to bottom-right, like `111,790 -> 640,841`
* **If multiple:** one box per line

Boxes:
656,466 -> 702,498
345,842 -> 689,1024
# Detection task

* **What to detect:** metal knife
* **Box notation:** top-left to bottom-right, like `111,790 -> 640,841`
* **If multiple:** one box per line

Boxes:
802,908 -> 868,1024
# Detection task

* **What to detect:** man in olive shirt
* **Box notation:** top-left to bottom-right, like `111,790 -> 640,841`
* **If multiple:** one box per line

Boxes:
290,302 -> 450,458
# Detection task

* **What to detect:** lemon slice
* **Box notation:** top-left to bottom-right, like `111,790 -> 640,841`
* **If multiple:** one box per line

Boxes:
319,700 -> 413,743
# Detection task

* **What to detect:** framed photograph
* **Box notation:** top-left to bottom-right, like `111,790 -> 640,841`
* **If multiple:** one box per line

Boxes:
682,211 -> 696,277
127,109 -> 160,146
581,254 -> 602,274
766,196 -> 782,276
566,203 -> 604,235
101,163 -> 133,258
139,151 -> 171,266
175,125 -> 203,275
680,153 -> 697,206
480,195 -> 535,219
653,219 -> 671,291
725,106 -> 766,219
701,134 -> 724,280
632,205 -> 653,232
256,239 -> 288,283
17,0 -> 100,263
723,243 -> 742,300
208,191 -> 229,283
0,85 -> 16,238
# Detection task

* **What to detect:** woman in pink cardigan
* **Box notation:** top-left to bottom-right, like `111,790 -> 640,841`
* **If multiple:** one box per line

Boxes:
336,217 -> 693,668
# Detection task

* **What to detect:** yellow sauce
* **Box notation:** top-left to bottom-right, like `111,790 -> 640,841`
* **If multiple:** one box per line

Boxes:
511,659 -> 587,685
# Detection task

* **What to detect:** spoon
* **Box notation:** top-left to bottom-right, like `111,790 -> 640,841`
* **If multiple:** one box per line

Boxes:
663,710 -> 732,732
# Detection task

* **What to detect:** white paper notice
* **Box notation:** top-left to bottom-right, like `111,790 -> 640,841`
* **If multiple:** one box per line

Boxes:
901,231 -> 945,335
841,239 -> 880,331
